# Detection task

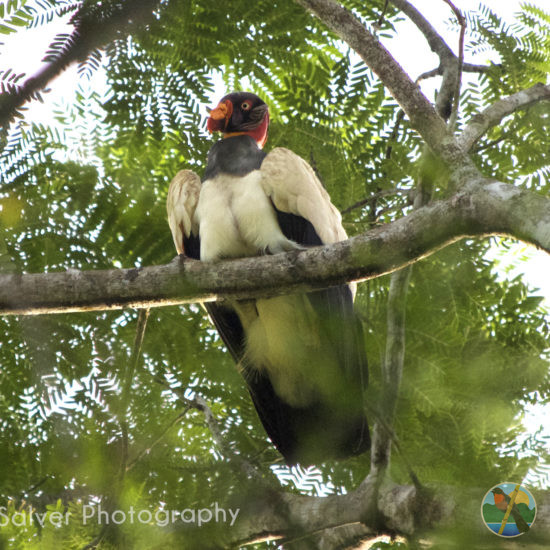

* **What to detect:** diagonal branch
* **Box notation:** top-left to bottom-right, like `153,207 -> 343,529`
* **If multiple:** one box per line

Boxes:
0,0 -> 160,128
391,0 -> 462,120
458,83 -> 550,152
1,180 -> 550,316
150,374 -> 266,481
126,408 -> 190,472
391,0 -> 455,62
188,396 -> 264,481
294,0 -> 460,164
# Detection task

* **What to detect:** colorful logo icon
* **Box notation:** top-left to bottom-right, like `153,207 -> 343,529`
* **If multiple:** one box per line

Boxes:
481,482 -> 536,537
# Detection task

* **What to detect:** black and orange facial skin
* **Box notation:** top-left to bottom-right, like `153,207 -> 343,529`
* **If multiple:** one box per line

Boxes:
206,92 -> 269,148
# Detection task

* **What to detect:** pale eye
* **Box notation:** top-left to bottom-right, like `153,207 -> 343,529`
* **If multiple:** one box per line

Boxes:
241,101 -> 252,111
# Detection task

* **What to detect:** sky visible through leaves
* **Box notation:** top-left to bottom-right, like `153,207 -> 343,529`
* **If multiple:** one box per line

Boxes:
0,5 -> 549,543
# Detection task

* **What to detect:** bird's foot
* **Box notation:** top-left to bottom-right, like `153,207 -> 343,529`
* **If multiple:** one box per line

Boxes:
171,253 -> 189,264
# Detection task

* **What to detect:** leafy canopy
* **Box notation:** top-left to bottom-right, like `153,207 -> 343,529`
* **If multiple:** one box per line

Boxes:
0,0 -> 549,548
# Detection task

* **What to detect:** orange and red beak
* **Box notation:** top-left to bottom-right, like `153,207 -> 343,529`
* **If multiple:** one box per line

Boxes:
206,99 -> 233,133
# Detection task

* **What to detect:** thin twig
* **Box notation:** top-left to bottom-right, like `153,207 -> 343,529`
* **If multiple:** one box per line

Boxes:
191,396 -> 229,454
81,525 -> 109,550
385,108 -> 406,160
472,133 -> 508,153
342,187 -> 409,215
349,110 -> 408,225
126,407 -> 191,471
119,309 -> 150,414
377,0 -> 391,27
416,62 -> 497,83
391,0 -> 466,124
189,396 -> 263,481
0,0 -> 160,128
21,476 -> 49,497
150,374 -> 265,481
118,308 -> 150,483
441,0 -> 466,128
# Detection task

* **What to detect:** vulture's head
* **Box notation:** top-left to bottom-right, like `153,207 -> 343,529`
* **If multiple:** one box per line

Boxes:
206,92 -> 270,148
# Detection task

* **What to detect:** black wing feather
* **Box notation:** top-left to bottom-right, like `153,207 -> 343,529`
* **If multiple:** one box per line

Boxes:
183,231 -> 201,261
274,208 -> 323,246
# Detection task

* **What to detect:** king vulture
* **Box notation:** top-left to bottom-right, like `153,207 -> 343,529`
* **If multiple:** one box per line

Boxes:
167,92 -> 369,465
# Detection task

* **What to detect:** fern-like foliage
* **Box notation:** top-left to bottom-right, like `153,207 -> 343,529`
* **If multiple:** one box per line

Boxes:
0,1 -> 549,548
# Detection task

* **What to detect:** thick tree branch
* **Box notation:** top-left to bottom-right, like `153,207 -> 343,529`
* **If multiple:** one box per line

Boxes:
1,181 -> 550,316
224,481 -> 550,546
232,480 -> 416,546
458,83 -> 550,152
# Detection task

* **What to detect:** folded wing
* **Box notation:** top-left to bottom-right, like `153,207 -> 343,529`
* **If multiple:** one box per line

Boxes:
166,169 -> 201,257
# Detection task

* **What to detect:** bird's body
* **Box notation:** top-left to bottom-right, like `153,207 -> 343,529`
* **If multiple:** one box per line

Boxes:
167,92 -> 370,464
197,144 -> 298,262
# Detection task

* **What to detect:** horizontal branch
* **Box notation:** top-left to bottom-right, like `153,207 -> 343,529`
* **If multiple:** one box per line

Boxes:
417,63 -> 497,82
233,480 -> 415,545
458,83 -> 550,152
1,181 -> 550,316
226,480 -> 550,546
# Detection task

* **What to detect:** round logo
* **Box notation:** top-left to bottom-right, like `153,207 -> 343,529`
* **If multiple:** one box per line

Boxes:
481,482 -> 536,537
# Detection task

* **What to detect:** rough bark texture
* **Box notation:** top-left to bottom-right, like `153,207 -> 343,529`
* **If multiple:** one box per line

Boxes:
3,1 -> 550,547
223,482 -> 550,547
2,181 -> 550,316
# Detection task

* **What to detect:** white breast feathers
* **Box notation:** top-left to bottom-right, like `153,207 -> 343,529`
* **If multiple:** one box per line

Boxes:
195,170 -> 301,262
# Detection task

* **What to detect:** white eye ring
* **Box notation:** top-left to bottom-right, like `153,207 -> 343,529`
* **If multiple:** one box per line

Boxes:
241,101 -> 252,111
